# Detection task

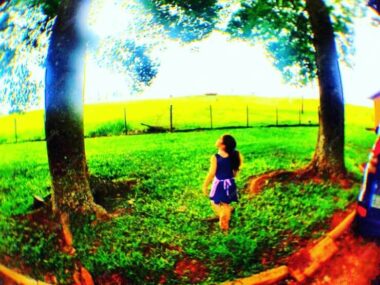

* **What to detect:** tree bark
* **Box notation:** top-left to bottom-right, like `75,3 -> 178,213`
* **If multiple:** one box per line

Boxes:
305,0 -> 346,177
45,0 -> 107,218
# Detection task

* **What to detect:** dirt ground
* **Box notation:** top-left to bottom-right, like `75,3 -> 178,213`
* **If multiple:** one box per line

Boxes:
309,232 -> 380,285
0,273 -> 13,285
285,203 -> 380,285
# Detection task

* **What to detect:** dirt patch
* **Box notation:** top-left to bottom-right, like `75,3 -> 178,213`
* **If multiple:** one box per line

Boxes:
308,233 -> 380,284
174,257 -> 208,283
94,271 -> 130,285
89,175 -> 137,212
287,247 -> 313,274
282,204 -> 379,284
329,203 -> 357,229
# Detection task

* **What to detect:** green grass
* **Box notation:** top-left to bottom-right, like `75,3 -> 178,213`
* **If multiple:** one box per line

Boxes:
0,115 -> 375,284
0,95 -> 375,283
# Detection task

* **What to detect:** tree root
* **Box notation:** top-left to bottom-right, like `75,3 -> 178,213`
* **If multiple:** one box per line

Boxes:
60,212 -> 75,255
73,261 -> 95,285
249,161 -> 356,196
91,203 -> 111,220
249,170 -> 295,195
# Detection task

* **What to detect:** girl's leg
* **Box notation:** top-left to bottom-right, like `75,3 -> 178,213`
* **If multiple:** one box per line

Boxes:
219,203 -> 232,231
211,201 -> 222,217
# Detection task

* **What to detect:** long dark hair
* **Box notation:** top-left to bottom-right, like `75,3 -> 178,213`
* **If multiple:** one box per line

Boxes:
222,134 -> 241,172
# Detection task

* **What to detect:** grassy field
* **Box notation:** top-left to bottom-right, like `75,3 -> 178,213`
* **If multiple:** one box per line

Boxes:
0,95 -> 325,143
0,96 -> 376,284
0,95 -> 373,143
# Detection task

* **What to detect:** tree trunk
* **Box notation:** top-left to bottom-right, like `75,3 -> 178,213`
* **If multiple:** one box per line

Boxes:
305,0 -> 346,178
45,0 -> 107,218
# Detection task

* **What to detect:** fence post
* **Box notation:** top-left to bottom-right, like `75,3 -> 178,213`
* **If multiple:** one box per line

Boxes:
301,96 -> 304,114
170,104 -> 173,132
209,105 -> 213,129
246,105 -> 249,127
276,108 -> 279,126
123,107 -> 127,134
299,110 -> 301,125
14,118 -> 18,143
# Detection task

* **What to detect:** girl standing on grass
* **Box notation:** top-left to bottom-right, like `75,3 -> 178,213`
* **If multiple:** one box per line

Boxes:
203,134 -> 242,231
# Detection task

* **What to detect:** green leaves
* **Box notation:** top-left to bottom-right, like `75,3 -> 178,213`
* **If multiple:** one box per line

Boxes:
13,0 -> 60,18
28,0 -> 60,18
227,0 -> 357,84
141,0 -> 221,41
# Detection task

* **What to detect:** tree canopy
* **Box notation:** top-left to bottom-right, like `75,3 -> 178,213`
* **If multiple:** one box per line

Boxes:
0,0 -> 163,112
226,0 -> 359,85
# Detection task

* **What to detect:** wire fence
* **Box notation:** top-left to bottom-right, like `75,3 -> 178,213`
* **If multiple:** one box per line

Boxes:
0,97 -> 320,144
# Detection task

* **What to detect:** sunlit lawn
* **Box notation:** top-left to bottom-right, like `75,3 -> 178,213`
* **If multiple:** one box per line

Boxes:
0,96 -> 375,283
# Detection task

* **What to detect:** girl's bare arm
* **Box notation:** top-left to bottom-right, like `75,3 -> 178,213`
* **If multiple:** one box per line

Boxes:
202,155 -> 217,195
